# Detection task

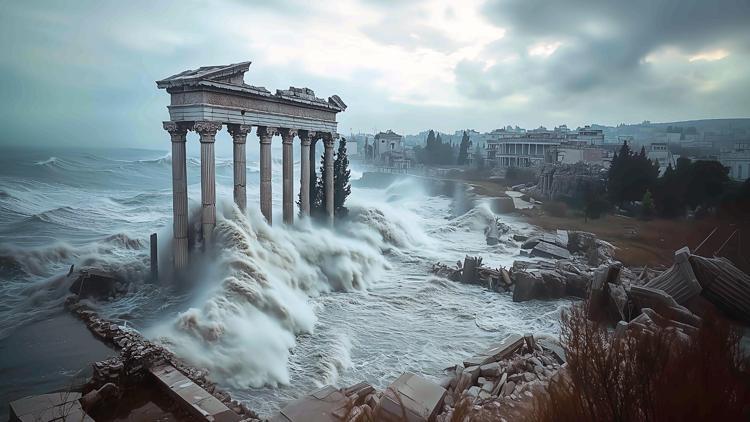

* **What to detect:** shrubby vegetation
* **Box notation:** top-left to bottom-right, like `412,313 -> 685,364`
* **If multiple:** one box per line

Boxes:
456,131 -> 470,165
527,303 -> 750,422
606,141 -> 748,219
414,130 -> 457,165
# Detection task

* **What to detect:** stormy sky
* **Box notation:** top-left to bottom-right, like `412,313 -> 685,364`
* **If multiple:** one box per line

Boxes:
1,0 -> 749,148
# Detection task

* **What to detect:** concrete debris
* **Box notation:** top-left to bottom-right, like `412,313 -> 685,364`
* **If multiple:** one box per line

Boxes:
378,372 -> 446,422
645,247 -> 702,304
64,296 -> 258,421
463,334 -> 525,367
9,392 -> 93,422
69,268 -> 126,301
531,241 -> 571,260
689,253 -> 750,324
528,162 -> 607,203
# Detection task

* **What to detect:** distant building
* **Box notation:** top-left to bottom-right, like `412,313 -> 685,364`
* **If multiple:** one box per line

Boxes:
373,130 -> 410,169
555,143 -> 609,167
647,142 -> 678,175
720,143 -> 750,181
484,130 -> 560,168
346,139 -> 358,156
573,126 -> 605,145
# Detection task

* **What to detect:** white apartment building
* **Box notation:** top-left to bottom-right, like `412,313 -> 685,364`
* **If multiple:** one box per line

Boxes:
720,143 -> 750,181
484,130 -> 560,168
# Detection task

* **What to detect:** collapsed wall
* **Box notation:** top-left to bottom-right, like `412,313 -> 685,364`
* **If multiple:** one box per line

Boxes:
530,162 -> 607,202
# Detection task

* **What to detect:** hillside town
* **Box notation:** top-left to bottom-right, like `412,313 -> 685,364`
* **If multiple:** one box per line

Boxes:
349,119 -> 750,181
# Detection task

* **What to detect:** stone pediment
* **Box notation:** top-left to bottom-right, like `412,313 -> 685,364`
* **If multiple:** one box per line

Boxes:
157,60 -> 346,112
156,61 -> 253,88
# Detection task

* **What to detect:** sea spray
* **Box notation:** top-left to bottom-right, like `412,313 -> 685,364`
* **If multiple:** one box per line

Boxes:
150,202 -> 394,387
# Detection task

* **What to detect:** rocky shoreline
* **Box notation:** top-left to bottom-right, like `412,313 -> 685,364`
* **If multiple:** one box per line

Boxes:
10,170 -> 750,421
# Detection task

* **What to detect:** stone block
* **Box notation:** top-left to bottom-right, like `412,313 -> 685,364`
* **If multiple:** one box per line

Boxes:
479,362 -> 501,377
379,372 -> 447,422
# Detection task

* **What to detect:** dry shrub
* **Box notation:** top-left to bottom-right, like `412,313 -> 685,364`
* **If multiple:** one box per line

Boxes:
527,303 -> 750,422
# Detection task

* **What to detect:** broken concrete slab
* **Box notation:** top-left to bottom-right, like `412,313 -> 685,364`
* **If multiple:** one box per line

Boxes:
69,269 -> 122,300
531,241 -> 571,260
512,270 -> 567,302
9,392 -> 94,422
272,385 -> 351,422
463,334 -> 525,367
479,362 -> 501,377
490,196 -> 516,214
690,254 -> 750,324
645,247 -> 702,304
378,372 -> 446,422
150,365 -> 240,422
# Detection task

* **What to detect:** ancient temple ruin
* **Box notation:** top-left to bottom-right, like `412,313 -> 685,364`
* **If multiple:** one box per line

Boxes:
157,61 -> 346,269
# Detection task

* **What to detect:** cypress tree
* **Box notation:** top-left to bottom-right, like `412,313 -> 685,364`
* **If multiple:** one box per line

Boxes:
457,131 -> 470,165
333,137 -> 351,217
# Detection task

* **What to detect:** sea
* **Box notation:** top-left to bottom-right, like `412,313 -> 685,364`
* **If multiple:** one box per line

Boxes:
0,145 -> 567,416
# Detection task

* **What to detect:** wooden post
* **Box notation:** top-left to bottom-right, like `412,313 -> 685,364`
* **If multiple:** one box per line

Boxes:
150,233 -> 158,281
524,333 -> 536,351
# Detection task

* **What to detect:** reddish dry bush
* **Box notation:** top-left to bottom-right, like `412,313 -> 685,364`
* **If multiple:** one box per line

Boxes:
528,303 -> 750,422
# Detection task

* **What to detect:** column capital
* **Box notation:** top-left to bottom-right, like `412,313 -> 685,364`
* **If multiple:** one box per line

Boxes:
279,128 -> 298,144
163,121 -> 189,141
227,124 -> 251,143
257,126 -> 278,144
322,132 -> 335,148
298,130 -> 317,146
194,121 -> 222,143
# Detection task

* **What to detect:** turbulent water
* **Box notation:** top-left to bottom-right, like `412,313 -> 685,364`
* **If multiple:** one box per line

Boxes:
0,146 -> 566,415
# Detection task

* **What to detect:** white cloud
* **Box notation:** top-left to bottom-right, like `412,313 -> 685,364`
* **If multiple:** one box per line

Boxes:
528,41 -> 562,57
689,49 -> 730,62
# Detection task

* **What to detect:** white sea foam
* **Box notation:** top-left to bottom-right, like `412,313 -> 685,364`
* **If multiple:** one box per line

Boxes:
150,202 -> 394,387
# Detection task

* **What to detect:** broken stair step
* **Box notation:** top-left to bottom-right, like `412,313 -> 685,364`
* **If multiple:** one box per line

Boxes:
463,333 -> 525,367
150,365 -> 240,422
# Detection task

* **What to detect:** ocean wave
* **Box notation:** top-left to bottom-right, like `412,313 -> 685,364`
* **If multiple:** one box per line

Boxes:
34,156 -> 60,166
150,203 -> 394,388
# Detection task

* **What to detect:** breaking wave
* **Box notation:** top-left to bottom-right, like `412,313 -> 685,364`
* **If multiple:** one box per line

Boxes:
150,202 -> 400,387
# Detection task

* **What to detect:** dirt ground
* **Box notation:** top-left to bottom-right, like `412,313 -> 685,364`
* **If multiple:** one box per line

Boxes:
520,210 -> 750,272
441,170 -> 749,272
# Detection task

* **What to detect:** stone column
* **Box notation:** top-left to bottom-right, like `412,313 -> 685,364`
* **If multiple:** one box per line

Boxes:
279,128 -> 297,224
298,131 -> 316,216
227,124 -> 251,211
164,122 -> 189,270
257,126 -> 278,224
323,133 -> 335,225
194,121 -> 222,243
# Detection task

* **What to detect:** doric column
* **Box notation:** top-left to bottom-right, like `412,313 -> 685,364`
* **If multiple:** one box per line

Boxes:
323,133 -> 335,225
298,130 -> 316,217
279,128 -> 297,224
164,121 -> 189,270
227,124 -> 251,211
194,121 -> 222,243
257,126 -> 278,224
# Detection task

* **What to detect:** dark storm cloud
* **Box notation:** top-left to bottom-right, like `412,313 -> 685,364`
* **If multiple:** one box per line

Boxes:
460,0 -> 750,98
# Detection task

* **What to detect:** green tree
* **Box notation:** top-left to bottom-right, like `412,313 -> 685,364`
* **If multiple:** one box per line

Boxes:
607,141 -> 658,206
333,137 -> 351,217
307,138 -> 352,220
641,190 -> 654,220
653,163 -> 686,217
457,131 -> 470,165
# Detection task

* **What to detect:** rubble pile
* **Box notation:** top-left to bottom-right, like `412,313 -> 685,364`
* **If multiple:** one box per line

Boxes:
587,245 -> 750,328
432,229 -> 616,302
65,297 -> 260,421
527,162 -> 607,202
435,333 -> 565,422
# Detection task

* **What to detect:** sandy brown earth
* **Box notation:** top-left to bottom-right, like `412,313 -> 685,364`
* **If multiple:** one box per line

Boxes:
520,210 -> 750,273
